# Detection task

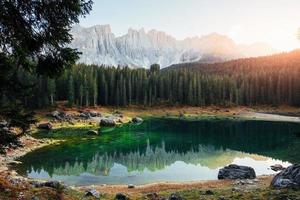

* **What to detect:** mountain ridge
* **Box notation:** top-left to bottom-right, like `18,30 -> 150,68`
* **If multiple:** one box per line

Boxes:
70,24 -> 278,68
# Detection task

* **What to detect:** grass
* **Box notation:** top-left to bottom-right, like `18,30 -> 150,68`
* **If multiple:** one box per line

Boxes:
0,175 -> 87,200
156,187 -> 300,200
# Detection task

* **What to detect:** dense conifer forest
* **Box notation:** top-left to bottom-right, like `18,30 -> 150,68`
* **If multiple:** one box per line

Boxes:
6,50 -> 300,108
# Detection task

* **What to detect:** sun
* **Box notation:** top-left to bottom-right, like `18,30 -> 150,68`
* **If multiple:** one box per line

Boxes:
298,28 -> 300,41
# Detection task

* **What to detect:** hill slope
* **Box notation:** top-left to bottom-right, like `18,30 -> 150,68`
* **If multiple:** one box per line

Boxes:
164,50 -> 300,75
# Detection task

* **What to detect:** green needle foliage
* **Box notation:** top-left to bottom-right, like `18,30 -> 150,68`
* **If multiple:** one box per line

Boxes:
0,0 -> 93,150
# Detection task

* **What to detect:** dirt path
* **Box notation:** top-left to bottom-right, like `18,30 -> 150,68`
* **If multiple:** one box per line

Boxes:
77,176 -> 272,196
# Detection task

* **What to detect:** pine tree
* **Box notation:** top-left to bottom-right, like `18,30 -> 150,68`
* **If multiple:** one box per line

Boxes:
48,78 -> 56,106
84,76 -> 89,107
93,76 -> 98,106
79,84 -> 83,107
68,75 -> 74,107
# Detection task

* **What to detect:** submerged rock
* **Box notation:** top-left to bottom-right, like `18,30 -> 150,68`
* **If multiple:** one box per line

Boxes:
271,164 -> 300,188
115,193 -> 129,200
85,189 -> 100,198
218,164 -> 256,179
270,164 -> 285,172
87,130 -> 99,135
37,123 -> 53,130
100,118 -> 116,126
132,117 -> 143,123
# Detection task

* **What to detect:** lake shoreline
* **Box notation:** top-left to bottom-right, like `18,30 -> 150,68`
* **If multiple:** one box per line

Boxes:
76,175 -> 273,197
1,105 -> 300,199
34,104 -> 300,123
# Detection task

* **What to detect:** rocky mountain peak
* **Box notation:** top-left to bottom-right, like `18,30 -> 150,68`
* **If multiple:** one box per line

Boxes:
70,24 -> 278,68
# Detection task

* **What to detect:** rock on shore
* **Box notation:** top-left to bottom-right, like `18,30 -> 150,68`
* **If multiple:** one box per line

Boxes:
37,123 -> 53,130
271,164 -> 300,188
132,117 -> 143,123
99,118 -> 116,126
218,164 -> 256,180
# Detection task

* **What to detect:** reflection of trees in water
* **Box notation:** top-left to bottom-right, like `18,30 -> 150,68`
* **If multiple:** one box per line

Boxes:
17,119 -> 300,177
51,140 -> 260,176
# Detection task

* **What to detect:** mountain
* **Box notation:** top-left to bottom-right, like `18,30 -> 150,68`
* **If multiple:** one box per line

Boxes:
70,24 -> 278,68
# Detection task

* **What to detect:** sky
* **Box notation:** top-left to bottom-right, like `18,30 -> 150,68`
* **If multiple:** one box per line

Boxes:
79,0 -> 300,51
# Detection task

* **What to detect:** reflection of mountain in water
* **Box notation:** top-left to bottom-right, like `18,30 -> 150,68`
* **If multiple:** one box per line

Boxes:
51,140 -> 264,176
16,119 -> 300,178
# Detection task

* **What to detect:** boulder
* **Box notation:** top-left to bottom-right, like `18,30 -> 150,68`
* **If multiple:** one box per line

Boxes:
59,111 -> 67,117
168,193 -> 183,200
114,110 -> 123,115
49,111 -> 73,121
218,164 -> 256,180
87,130 -> 99,135
113,111 -> 123,118
89,111 -> 102,117
37,123 -> 53,130
115,193 -> 129,200
132,117 -> 143,123
271,164 -> 300,188
204,190 -> 214,195
33,180 -> 64,189
85,189 -> 100,199
100,118 -> 116,126
79,113 -> 90,119
270,164 -> 285,172
51,111 -> 60,118
43,181 -> 63,189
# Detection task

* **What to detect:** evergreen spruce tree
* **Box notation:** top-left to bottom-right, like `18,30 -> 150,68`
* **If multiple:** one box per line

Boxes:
79,84 -> 83,107
48,78 -> 56,106
93,76 -> 98,106
0,0 -> 93,148
68,75 -> 75,107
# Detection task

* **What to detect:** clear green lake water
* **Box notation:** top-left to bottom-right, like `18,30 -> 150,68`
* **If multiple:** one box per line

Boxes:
14,118 -> 300,186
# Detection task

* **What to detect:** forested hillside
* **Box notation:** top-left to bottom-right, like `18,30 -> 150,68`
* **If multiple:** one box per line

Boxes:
7,50 -> 300,108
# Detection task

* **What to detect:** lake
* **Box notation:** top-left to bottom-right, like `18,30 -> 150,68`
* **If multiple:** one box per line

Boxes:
14,118 -> 300,186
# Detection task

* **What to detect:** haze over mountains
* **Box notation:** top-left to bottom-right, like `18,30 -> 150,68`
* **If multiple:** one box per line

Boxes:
71,24 -> 278,68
